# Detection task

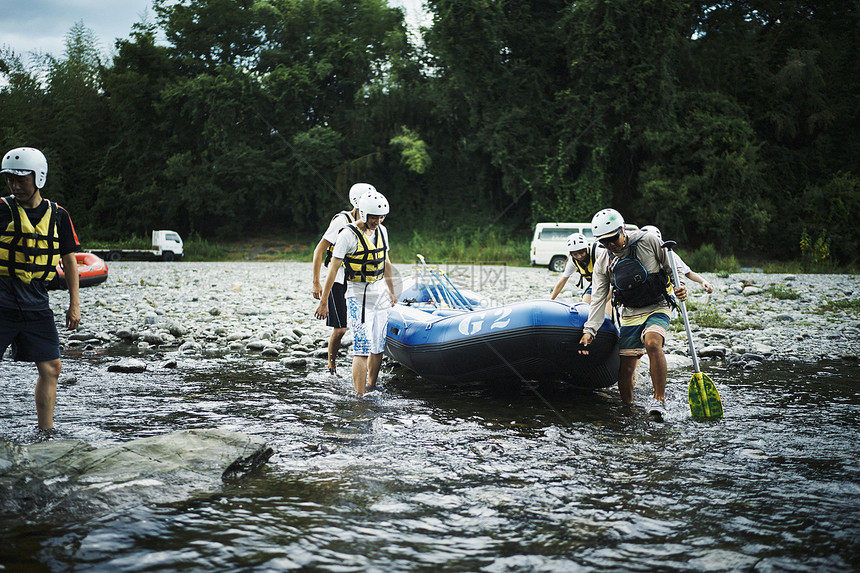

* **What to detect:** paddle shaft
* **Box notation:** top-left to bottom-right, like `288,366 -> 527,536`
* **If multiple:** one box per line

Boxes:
663,243 -> 701,372
416,254 -> 442,307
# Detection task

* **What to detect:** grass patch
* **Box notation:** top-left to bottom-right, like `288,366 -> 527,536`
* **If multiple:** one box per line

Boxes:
670,304 -> 762,330
691,305 -> 734,329
817,297 -> 860,313
681,244 -> 741,273
765,283 -> 801,300
389,226 -> 530,266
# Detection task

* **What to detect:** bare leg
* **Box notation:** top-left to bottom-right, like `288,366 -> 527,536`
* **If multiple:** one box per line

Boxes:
366,353 -> 383,388
352,355 -> 369,395
328,327 -> 346,371
617,356 -> 638,405
35,359 -> 61,430
643,331 -> 667,402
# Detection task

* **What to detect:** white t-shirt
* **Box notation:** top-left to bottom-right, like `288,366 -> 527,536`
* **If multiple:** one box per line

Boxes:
332,224 -> 392,310
322,212 -> 353,284
673,253 -> 691,276
562,257 -> 577,278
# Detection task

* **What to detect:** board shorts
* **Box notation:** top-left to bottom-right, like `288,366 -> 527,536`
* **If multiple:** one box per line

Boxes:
618,309 -> 670,358
346,297 -> 387,356
0,308 -> 61,363
583,286 -> 593,296
326,281 -> 348,329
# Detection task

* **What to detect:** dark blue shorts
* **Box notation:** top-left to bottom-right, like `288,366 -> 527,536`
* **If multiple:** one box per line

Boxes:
326,281 -> 348,329
0,308 -> 61,363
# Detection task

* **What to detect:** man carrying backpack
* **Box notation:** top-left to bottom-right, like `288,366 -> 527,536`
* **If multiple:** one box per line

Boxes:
577,208 -> 687,420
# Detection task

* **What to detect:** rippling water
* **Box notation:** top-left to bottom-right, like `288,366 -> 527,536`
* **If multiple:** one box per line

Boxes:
2,350 -> 859,572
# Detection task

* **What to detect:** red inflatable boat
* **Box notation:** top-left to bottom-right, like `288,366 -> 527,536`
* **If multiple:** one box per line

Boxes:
48,252 -> 109,290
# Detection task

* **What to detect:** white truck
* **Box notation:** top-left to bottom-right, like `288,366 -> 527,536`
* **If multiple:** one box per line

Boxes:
530,222 -> 638,272
89,230 -> 184,262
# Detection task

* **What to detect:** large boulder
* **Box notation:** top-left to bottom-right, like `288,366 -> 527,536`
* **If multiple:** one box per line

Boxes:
0,429 -> 273,525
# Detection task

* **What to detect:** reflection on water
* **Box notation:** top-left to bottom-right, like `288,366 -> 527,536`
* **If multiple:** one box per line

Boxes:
2,353 -> 859,572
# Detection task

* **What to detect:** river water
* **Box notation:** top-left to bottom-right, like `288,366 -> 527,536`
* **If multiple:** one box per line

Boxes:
2,345 -> 858,572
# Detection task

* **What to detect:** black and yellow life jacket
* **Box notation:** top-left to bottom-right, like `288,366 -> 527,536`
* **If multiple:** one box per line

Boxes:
0,196 -> 60,284
572,242 -> 600,289
343,224 -> 387,283
323,210 -> 356,267
610,236 -> 672,309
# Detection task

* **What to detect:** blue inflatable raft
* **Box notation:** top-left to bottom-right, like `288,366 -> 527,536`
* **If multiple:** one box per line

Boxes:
385,299 -> 619,388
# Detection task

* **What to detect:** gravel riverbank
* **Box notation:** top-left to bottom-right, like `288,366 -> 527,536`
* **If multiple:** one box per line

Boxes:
46,262 -> 859,373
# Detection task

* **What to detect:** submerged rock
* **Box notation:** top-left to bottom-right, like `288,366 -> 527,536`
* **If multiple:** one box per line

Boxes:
0,428 -> 273,525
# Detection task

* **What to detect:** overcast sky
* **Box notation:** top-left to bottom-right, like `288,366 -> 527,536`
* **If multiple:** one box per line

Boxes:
1,0 -> 429,64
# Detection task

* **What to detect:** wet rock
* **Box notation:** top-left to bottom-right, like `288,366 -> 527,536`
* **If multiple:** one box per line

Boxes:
107,358 -> 147,373
179,340 -> 201,354
141,331 -> 165,345
115,328 -> 138,341
699,346 -> 729,358
68,331 -> 97,341
59,373 -> 77,385
0,429 -> 273,524
728,353 -> 765,369
281,357 -> 309,368
227,330 -> 252,341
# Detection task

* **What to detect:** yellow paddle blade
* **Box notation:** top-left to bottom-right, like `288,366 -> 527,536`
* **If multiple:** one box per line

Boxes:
688,372 -> 723,419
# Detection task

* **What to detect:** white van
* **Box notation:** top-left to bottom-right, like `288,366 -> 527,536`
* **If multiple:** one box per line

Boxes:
530,222 -> 639,272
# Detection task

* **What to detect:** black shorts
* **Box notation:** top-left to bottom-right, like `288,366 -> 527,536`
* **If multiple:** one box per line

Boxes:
326,281 -> 348,329
0,308 -> 61,363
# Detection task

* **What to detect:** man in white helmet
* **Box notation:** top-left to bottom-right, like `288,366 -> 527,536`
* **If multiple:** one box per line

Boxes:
1,147 -> 81,430
578,208 -> 687,420
314,190 -> 397,395
312,183 -> 375,377
549,233 -> 609,312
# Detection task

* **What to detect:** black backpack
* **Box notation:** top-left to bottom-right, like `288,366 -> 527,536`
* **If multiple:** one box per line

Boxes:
610,236 -> 672,309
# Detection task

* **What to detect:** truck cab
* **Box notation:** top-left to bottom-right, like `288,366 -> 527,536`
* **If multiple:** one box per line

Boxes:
153,230 -> 183,261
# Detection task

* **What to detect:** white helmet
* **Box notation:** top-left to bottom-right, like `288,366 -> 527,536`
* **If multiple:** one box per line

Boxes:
641,225 -> 662,240
349,182 -> 376,209
566,233 -> 588,252
2,147 -> 48,189
358,191 -> 389,222
591,208 -> 624,240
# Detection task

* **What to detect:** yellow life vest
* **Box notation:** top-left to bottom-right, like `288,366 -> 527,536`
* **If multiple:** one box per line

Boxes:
343,224 -> 386,283
0,196 -> 60,284
323,210 -> 356,267
572,242 -> 598,288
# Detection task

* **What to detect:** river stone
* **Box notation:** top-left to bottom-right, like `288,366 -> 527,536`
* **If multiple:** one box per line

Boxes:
142,331 -> 165,345
742,286 -> 763,296
107,358 -> 147,373
281,357 -> 309,368
699,345 -> 729,358
68,331 -> 97,341
115,328 -> 138,341
0,429 -> 273,523
179,340 -> 201,353
246,340 -> 268,351
299,335 -> 314,347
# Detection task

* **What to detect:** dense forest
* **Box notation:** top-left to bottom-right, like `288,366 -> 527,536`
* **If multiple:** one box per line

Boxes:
0,0 -> 857,264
